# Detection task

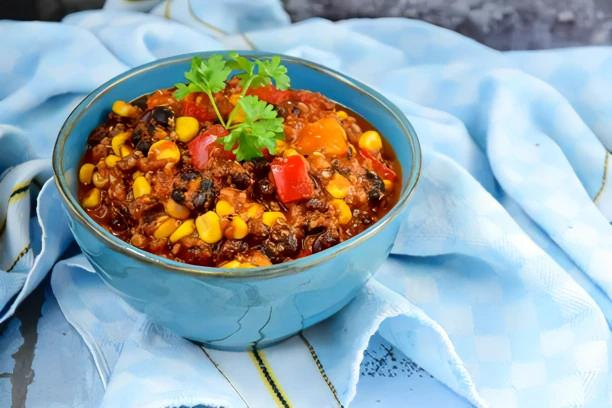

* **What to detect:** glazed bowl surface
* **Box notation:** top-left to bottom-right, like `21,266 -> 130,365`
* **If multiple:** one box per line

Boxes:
52,51 -> 421,350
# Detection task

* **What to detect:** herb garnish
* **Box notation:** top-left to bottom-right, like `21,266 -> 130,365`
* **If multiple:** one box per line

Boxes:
173,53 -> 290,161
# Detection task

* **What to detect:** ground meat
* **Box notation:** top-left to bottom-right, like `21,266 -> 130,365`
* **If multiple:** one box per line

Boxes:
91,143 -> 109,162
178,240 -> 214,266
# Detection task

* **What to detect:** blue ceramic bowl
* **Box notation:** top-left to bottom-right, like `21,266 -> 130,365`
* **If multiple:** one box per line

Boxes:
52,52 -> 421,350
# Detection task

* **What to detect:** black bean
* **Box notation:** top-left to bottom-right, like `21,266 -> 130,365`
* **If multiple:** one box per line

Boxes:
171,188 -> 186,203
132,128 -> 142,145
200,177 -> 213,191
181,170 -> 199,181
151,106 -> 174,127
193,177 -> 216,211
312,229 -> 340,253
135,138 -> 152,153
263,224 -> 299,263
231,172 -> 251,190
366,171 -> 385,204
110,216 -> 128,231
254,178 -> 276,199
248,158 -> 270,177
131,95 -> 148,109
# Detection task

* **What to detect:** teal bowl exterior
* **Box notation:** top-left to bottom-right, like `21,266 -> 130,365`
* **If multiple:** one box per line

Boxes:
52,52 -> 421,350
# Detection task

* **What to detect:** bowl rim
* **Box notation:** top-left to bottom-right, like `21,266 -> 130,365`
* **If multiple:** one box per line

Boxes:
52,51 -> 421,279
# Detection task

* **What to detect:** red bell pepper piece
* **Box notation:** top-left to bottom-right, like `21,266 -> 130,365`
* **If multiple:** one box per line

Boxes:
182,93 -> 218,122
188,125 -> 232,170
247,85 -> 291,105
359,149 -> 398,181
270,155 -> 315,203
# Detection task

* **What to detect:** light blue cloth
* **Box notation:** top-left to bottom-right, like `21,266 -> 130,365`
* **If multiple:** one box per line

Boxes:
1,0 -> 612,406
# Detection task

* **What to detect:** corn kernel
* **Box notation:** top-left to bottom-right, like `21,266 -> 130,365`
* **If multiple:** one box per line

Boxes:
330,199 -> 352,224
222,260 -> 255,268
283,148 -> 299,158
79,163 -> 95,185
358,130 -> 383,153
148,140 -> 180,163
336,110 -> 348,120
120,145 -> 133,158
132,171 -> 143,180
81,188 -> 101,208
215,200 -> 234,217
175,116 -> 200,143
243,203 -> 264,220
262,211 -> 286,227
112,100 -> 138,117
227,215 -> 248,239
132,176 -> 151,198
164,198 -> 190,220
275,140 -> 288,154
196,211 -> 222,244
111,131 -> 131,155
92,172 -> 109,189
239,262 -> 255,268
229,94 -> 245,123
105,154 -> 121,167
325,172 -> 351,199
154,218 -> 181,239
169,219 -> 195,243
229,94 -> 241,105
383,179 -> 393,191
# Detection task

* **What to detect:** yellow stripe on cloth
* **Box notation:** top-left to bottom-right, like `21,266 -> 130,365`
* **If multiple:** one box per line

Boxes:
299,333 -> 344,407
6,244 -> 31,273
594,151 -> 612,220
187,0 -> 228,35
8,181 -> 31,204
248,348 -> 292,408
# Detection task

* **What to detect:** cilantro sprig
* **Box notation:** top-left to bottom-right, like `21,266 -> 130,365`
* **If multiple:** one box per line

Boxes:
173,53 -> 290,160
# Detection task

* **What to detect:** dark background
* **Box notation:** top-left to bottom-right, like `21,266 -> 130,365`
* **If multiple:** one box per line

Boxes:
2,0 -> 612,50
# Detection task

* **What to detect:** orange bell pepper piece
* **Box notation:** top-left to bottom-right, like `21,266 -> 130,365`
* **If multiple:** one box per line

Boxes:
295,117 -> 348,157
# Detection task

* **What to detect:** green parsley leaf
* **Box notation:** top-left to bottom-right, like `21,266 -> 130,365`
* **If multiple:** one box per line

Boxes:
220,95 -> 285,161
256,56 -> 290,90
173,55 -> 232,100
227,53 -> 291,92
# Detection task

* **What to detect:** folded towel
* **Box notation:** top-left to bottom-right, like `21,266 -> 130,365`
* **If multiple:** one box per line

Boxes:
1,1 -> 611,406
